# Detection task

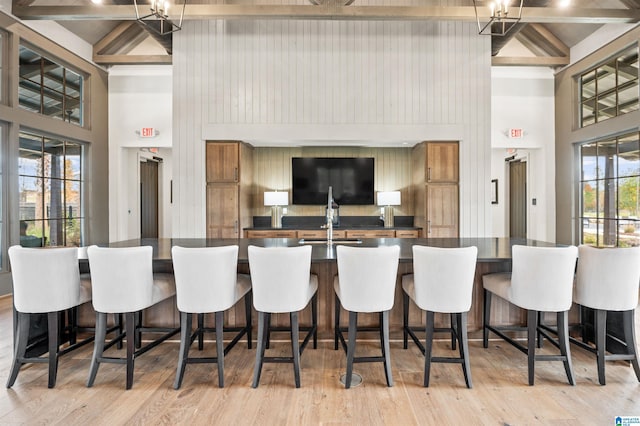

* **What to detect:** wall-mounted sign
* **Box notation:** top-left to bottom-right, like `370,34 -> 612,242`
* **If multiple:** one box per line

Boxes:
509,128 -> 523,139
139,127 -> 157,138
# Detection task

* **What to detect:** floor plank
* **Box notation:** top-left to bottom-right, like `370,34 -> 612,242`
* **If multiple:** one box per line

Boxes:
0,295 -> 639,425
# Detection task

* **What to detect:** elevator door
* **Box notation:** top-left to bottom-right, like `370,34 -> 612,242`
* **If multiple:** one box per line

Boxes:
140,160 -> 159,238
509,160 -> 527,239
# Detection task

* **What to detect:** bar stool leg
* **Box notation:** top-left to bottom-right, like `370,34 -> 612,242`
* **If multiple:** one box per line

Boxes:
595,309 -> 607,385
87,312 -> 107,387
252,311 -> 268,388
47,312 -> 60,388
450,313 -> 457,350
483,289 -> 492,348
622,309 -> 640,382
334,293 -> 341,350
402,292 -> 409,350
174,312 -> 192,389
424,311 -> 435,387
527,310 -> 537,386
291,312 -> 301,388
311,293 -> 318,349
345,311 -> 357,389
215,311 -> 225,388
244,292 -> 253,349
458,312 -> 473,389
382,310 -> 393,387
125,312 -> 136,390
557,310 -> 575,386
6,312 -> 30,388
198,313 -> 205,351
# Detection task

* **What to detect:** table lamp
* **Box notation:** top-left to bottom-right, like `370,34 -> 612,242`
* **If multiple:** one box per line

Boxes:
377,191 -> 401,228
264,191 -> 288,228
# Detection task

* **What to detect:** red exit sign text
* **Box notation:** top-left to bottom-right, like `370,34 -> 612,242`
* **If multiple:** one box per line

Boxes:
509,128 -> 523,139
140,127 -> 156,138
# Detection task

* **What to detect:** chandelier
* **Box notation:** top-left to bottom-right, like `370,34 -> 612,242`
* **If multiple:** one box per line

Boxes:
473,0 -> 523,36
134,0 -> 186,36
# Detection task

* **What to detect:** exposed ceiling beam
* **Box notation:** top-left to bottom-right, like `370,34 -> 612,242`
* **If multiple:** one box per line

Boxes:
528,23 -> 569,57
92,54 -> 172,65
94,22 -> 143,55
492,56 -> 570,66
13,5 -> 640,24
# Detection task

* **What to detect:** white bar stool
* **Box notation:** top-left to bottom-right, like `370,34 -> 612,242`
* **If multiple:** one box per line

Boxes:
334,245 -> 400,389
573,244 -> 640,385
171,245 -> 252,389
402,245 -> 477,388
483,245 -> 578,385
248,245 -> 318,388
7,246 -> 92,388
86,245 -> 178,389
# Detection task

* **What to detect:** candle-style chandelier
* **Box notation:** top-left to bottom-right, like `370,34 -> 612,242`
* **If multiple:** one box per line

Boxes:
134,0 -> 187,36
473,0 -> 524,36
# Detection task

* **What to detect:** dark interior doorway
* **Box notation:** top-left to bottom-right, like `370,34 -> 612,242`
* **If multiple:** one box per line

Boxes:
140,160 -> 159,238
509,160 -> 527,239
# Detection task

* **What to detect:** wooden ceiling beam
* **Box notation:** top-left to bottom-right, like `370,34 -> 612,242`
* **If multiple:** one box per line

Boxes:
13,5 -> 640,24
492,56 -> 570,66
528,23 -> 569,56
92,54 -> 172,65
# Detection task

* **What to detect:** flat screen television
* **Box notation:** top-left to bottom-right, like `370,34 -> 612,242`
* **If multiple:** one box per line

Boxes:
292,157 -> 375,205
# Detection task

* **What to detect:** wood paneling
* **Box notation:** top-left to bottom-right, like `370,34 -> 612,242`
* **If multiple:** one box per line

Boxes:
173,19 -> 491,238
252,147 -> 413,218
206,142 -> 239,182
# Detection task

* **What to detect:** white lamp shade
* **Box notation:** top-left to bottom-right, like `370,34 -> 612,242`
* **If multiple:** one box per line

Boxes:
264,191 -> 289,206
377,191 -> 401,206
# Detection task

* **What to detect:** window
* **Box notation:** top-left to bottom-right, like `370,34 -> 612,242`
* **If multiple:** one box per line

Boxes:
580,132 -> 640,247
18,45 -> 84,126
579,46 -> 639,127
19,131 -> 84,247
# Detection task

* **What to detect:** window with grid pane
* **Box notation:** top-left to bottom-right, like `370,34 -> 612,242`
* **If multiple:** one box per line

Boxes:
18,45 -> 84,126
19,131 -> 84,247
580,132 -> 640,247
579,46 -> 639,128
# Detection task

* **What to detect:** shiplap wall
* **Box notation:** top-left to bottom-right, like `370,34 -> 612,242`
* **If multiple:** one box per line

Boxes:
173,18 -> 491,237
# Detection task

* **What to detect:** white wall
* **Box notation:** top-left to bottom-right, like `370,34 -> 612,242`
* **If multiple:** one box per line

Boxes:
173,19 -> 493,238
108,65 -> 173,241
491,66 -> 556,242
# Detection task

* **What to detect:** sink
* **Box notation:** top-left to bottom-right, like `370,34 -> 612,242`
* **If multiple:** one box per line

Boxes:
299,238 -> 362,245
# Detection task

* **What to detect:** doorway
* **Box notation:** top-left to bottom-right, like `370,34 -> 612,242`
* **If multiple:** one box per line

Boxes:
140,160 -> 159,238
509,160 -> 527,239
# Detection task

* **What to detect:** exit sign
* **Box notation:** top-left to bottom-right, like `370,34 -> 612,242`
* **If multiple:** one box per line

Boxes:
139,127 -> 156,138
509,128 -> 523,139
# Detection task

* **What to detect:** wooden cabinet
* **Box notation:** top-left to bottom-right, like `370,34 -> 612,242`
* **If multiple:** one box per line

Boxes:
413,142 -> 459,238
206,141 -> 253,238
245,230 -> 297,238
395,229 -> 420,238
206,142 -> 239,183
297,230 -> 346,239
426,142 -> 459,183
345,229 -> 395,238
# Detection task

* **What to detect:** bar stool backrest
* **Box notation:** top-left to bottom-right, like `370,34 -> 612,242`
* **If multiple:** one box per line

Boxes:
575,245 -> 640,311
336,245 -> 400,313
8,245 -> 81,313
510,245 -> 578,312
172,245 -> 240,313
411,245 -> 478,313
248,245 -> 312,313
87,245 -> 154,313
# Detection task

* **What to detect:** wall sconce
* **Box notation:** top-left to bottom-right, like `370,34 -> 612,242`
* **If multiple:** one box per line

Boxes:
377,191 -> 401,228
264,191 -> 288,228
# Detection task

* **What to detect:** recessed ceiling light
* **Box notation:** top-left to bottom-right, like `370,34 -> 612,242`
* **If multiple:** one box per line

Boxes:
559,0 -> 570,7
91,0 -> 103,4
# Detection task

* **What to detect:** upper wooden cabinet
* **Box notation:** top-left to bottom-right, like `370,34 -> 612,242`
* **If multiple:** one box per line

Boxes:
206,142 -> 240,183
426,142 -> 459,183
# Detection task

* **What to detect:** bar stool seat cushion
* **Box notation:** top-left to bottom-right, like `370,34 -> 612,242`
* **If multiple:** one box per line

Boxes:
481,272 -> 512,303
151,273 -> 177,305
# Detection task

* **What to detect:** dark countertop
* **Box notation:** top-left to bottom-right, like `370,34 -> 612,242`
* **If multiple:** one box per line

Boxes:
105,237 -> 562,264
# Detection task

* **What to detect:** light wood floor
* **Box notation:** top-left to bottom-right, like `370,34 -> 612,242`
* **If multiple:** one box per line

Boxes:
1,295 -> 639,425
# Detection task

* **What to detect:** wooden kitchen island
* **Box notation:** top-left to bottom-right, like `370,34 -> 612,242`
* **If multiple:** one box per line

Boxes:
80,237 -> 567,341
